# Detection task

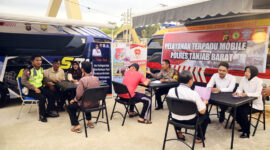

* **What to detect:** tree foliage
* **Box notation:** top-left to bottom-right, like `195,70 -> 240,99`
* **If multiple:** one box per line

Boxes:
140,24 -> 160,38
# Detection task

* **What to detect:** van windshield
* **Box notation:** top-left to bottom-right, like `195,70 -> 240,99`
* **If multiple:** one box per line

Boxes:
0,33 -> 87,56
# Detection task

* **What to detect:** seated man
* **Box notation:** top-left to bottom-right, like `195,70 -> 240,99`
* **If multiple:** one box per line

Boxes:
43,58 -> 65,111
120,63 -> 152,124
207,62 -> 236,123
22,55 -> 58,123
167,70 -> 209,143
147,59 -> 178,110
67,61 -> 100,133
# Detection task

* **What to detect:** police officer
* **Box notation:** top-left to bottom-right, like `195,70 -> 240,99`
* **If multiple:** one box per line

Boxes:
22,55 -> 59,122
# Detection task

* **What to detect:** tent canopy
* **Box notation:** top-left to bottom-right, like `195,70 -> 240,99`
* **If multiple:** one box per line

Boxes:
132,0 -> 270,28
0,13 -> 115,29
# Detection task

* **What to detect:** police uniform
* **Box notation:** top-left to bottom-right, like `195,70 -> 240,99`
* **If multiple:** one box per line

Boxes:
21,67 -> 57,120
151,68 -> 178,109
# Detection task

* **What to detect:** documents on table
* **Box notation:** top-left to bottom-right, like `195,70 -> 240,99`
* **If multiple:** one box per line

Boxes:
151,80 -> 161,84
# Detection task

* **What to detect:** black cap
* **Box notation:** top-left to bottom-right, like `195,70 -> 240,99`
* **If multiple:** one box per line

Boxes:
129,63 -> 139,71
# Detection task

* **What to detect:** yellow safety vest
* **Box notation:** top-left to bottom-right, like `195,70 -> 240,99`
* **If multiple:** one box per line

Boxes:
29,68 -> 43,88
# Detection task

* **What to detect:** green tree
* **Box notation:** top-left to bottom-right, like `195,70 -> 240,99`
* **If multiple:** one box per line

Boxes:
101,25 -> 124,38
140,24 -> 160,38
141,29 -> 147,38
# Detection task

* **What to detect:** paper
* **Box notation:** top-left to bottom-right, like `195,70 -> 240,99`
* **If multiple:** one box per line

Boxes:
194,86 -> 212,101
152,80 -> 161,84
232,95 -> 241,98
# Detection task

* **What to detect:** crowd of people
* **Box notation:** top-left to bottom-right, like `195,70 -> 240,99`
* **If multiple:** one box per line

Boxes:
21,56 -> 268,140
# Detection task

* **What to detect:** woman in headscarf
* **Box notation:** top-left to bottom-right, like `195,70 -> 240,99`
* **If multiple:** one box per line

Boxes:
232,66 -> 263,138
64,61 -> 83,105
67,61 -> 82,83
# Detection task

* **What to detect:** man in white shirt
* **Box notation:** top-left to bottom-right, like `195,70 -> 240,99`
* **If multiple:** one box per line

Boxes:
167,70 -> 209,143
207,62 -> 236,123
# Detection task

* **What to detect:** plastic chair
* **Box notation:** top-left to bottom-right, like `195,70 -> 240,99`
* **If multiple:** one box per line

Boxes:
110,81 -> 140,126
16,77 -> 39,120
163,97 -> 206,150
225,96 -> 266,136
79,86 -> 110,138
250,97 -> 266,136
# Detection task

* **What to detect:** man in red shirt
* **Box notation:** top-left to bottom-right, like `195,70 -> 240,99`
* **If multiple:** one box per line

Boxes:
120,63 -> 152,124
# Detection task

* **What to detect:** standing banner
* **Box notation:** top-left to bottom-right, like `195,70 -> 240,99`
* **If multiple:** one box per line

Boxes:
130,44 -> 147,94
112,42 -> 147,93
162,27 -> 270,72
91,42 -> 112,93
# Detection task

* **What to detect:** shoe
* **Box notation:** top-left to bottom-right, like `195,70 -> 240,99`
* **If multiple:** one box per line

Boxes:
219,111 -> 225,123
240,133 -> 249,138
39,115 -> 47,122
46,112 -> 59,118
238,129 -> 244,132
129,112 -> 139,118
155,106 -> 163,110
57,106 -> 65,112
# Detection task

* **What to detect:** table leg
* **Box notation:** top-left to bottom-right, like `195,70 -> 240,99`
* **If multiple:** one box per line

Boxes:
151,88 -> 157,107
231,107 -> 236,149
249,102 -> 253,137
150,88 -> 153,120
206,104 -> 209,113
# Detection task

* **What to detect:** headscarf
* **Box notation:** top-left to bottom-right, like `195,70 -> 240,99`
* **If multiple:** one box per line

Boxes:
245,65 -> 258,81
68,61 -> 82,80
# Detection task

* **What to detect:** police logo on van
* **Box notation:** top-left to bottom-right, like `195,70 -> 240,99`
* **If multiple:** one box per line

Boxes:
56,25 -> 63,32
223,31 -> 230,41
232,31 -> 240,40
242,29 -> 252,40
40,24 -> 48,31
25,23 -> 31,31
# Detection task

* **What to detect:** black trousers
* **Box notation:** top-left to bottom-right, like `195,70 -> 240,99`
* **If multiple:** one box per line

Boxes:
218,105 -> 228,120
28,87 -> 56,116
67,102 -> 92,126
220,105 -> 228,114
155,87 -> 170,107
236,104 -> 258,134
129,92 -> 151,119
173,114 -> 209,139
56,88 -> 75,108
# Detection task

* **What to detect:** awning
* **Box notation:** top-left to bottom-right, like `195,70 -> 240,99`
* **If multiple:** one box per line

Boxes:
0,13 -> 115,29
65,27 -> 111,39
132,0 -> 270,28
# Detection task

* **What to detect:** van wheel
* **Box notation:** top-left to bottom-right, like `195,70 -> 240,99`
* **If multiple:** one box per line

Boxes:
0,85 -> 9,108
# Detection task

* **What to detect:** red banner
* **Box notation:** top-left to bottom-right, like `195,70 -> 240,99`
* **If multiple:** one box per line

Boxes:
162,27 -> 269,72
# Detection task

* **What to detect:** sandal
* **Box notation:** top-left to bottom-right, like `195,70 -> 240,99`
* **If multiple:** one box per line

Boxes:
129,112 -> 139,118
87,122 -> 95,128
177,132 -> 186,141
195,139 -> 202,143
71,128 -> 82,133
138,119 -> 152,124
195,137 -> 205,143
